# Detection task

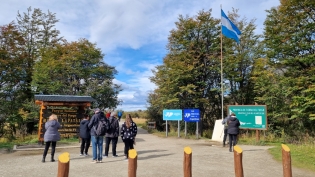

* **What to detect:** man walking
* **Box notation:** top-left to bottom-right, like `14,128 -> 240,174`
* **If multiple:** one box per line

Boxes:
88,108 -> 105,163
222,115 -> 230,147
104,111 -> 120,158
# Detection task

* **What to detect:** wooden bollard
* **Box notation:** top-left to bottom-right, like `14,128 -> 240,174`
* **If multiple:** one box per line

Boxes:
128,149 -> 137,177
183,146 -> 192,177
281,144 -> 292,177
233,146 -> 244,177
57,152 -> 70,177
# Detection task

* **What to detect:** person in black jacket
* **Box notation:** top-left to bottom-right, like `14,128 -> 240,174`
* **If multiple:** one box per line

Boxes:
227,113 -> 240,152
104,111 -> 120,157
79,114 -> 90,156
121,114 -> 137,160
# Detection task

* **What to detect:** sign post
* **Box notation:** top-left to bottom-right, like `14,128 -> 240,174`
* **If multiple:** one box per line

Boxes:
183,109 -> 200,139
163,109 -> 182,137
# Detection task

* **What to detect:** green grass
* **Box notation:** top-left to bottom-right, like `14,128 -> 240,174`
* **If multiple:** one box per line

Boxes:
268,143 -> 315,172
0,142 -> 15,150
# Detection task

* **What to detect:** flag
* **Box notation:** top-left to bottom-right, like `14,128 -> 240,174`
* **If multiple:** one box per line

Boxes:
221,9 -> 241,43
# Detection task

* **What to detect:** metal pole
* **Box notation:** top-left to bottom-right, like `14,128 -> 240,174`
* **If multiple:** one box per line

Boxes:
166,120 -> 168,137
185,122 -> 187,137
178,120 -> 180,137
220,5 -> 224,120
196,122 -> 199,139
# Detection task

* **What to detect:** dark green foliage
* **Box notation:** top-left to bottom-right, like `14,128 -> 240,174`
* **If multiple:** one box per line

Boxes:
261,0 -> 315,138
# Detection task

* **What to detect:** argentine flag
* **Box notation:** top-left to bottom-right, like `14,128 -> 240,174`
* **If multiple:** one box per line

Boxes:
221,9 -> 241,43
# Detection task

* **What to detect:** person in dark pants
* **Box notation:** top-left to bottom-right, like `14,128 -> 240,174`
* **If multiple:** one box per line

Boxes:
227,113 -> 240,152
79,114 -> 91,156
222,115 -> 230,147
121,114 -> 137,160
104,111 -> 120,157
42,114 -> 61,163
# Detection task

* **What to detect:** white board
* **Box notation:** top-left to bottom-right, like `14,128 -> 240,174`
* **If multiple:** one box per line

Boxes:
211,120 -> 224,142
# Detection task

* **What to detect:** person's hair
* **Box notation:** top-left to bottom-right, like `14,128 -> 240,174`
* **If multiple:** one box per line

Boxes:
128,114 -> 133,122
84,114 -> 89,119
49,114 -> 58,121
110,111 -> 117,117
126,114 -> 132,128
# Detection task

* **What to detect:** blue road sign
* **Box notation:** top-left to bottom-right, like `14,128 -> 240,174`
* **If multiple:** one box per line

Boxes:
163,109 -> 182,121
183,109 -> 200,122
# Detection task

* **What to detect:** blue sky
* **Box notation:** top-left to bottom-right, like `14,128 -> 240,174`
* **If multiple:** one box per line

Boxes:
0,0 -> 280,111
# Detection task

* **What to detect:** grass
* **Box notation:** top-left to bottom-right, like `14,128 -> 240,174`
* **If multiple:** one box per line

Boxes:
268,143 -> 315,172
121,118 -> 147,128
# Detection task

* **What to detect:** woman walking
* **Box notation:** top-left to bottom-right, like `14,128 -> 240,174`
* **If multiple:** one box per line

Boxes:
121,114 -> 137,160
227,113 -> 240,152
42,114 -> 61,162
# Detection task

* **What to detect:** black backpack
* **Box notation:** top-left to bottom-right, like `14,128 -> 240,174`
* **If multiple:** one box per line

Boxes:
94,112 -> 109,136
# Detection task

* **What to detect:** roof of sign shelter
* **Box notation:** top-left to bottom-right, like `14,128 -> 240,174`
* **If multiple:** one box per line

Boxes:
34,95 -> 96,107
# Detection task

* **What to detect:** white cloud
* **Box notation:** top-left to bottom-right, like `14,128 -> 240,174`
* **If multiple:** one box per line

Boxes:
0,0 -> 280,111
114,61 -> 158,111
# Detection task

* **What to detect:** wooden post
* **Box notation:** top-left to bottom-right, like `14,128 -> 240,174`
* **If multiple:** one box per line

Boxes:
282,144 -> 292,177
128,149 -> 137,177
233,146 -> 244,177
256,130 -> 260,142
254,102 -> 260,142
183,146 -> 192,177
57,152 -> 70,177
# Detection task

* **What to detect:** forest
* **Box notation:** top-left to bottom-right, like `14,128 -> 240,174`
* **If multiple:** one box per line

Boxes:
0,7 -> 122,140
146,0 -> 315,142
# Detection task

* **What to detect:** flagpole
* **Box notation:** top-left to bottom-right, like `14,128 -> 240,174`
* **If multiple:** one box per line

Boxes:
220,5 -> 224,120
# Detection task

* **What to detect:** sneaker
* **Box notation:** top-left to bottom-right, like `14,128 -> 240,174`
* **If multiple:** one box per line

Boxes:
112,155 -> 118,157
91,160 -> 97,163
124,157 -> 128,161
80,153 -> 83,156
84,153 -> 89,156
98,160 -> 103,163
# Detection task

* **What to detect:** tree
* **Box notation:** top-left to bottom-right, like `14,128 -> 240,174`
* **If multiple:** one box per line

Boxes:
32,38 -> 122,109
16,7 -> 61,100
223,9 -> 263,106
149,9 -> 221,134
148,9 -> 261,135
263,0 -> 315,138
0,23 -> 27,138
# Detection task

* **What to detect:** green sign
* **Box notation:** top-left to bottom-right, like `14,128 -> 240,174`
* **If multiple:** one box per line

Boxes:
227,105 -> 267,130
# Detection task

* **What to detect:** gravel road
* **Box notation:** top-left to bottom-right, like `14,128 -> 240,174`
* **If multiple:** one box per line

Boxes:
0,127 -> 314,177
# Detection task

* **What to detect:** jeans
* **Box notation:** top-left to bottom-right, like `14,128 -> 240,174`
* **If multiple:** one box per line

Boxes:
43,141 -> 57,157
91,136 -> 104,161
124,139 -> 134,158
80,138 -> 91,154
105,137 -> 118,156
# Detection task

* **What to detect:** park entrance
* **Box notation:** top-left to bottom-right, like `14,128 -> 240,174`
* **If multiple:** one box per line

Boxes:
34,95 -> 95,143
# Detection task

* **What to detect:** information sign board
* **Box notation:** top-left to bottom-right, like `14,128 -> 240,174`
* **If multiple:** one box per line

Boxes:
227,105 -> 267,130
183,109 -> 200,122
163,109 -> 182,121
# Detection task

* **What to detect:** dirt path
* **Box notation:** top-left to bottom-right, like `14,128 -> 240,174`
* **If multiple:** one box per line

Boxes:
0,127 -> 314,177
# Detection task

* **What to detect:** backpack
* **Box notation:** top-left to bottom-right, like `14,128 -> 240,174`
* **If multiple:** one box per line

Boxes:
94,112 -> 109,136
106,118 -> 116,134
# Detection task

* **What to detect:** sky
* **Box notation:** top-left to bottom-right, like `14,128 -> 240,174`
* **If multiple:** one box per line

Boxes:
0,0 -> 280,111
